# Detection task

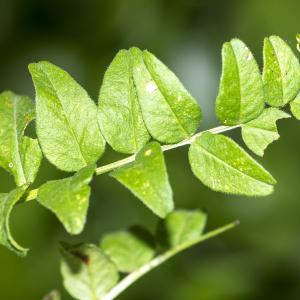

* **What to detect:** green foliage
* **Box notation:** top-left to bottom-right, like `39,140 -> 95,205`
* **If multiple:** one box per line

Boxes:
29,61 -> 105,172
0,91 -> 42,186
111,142 -> 173,218
241,108 -> 290,156
216,39 -> 264,125
60,243 -> 119,300
100,226 -> 155,273
0,185 -> 29,256
189,132 -> 276,196
290,91 -> 300,119
43,290 -> 61,300
263,36 -> 300,107
37,164 -> 95,234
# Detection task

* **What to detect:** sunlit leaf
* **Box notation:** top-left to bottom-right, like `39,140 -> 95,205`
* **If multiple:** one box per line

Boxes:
290,91 -> 300,120
111,142 -> 173,218
242,108 -> 290,156
189,132 -> 276,196
216,39 -> 264,125
0,91 -> 42,186
263,35 -> 300,107
37,164 -> 95,235
29,61 -> 105,172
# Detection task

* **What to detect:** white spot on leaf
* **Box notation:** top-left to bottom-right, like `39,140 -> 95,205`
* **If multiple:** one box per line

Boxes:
146,81 -> 157,93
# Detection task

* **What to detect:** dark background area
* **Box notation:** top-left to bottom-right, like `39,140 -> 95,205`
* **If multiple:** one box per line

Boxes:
1,0 -> 300,299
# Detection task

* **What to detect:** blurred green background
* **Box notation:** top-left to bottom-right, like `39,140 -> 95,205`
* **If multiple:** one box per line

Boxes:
1,0 -> 300,299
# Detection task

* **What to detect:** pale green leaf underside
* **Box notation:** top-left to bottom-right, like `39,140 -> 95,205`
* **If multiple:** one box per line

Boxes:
157,209 -> 207,249
111,142 -> 173,218
0,91 -> 42,186
216,39 -> 265,125
29,61 -> 105,172
242,108 -> 290,156
131,47 -> 202,144
98,50 -> 150,154
189,132 -> 276,196
60,243 -> 119,300
37,164 -> 95,235
263,35 -> 300,107
0,185 -> 29,256
290,91 -> 300,120
101,226 -> 155,273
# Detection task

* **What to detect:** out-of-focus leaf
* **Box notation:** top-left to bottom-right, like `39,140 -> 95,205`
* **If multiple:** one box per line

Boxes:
29,61 -> 105,172
42,290 -> 61,300
290,91 -> 300,120
111,142 -> 173,218
101,225 -> 156,273
0,185 -> 29,256
242,108 -> 290,156
216,39 -> 264,125
60,243 -> 119,300
37,164 -> 95,235
263,35 -> 300,107
98,50 -> 150,154
189,132 -> 276,196
0,91 -> 42,186
131,47 -> 201,144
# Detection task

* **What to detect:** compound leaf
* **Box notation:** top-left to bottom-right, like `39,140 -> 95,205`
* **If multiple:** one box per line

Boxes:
101,225 -> 155,273
290,91 -> 300,120
98,50 -> 150,154
111,142 -> 173,218
37,164 -> 95,235
216,39 -> 264,125
242,108 -> 290,156
131,47 -> 202,144
0,91 -> 42,186
263,35 -> 300,107
60,243 -> 119,300
29,61 -> 105,172
157,209 -> 207,249
0,185 -> 29,256
189,132 -> 276,196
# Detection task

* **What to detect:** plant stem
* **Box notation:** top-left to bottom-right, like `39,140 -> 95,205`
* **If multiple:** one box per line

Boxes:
102,220 -> 240,300
23,124 -> 240,202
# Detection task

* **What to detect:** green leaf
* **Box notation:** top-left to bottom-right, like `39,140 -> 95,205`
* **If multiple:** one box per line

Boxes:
98,50 -> 150,154
216,39 -> 264,125
42,290 -> 61,300
111,142 -> 173,218
101,226 -> 156,273
189,132 -> 276,196
263,35 -> 300,107
157,209 -> 207,249
0,185 -> 29,256
131,47 -> 202,144
37,164 -> 95,234
290,91 -> 300,120
0,91 -> 42,186
241,108 -> 290,156
60,243 -> 119,300
28,61 -> 105,172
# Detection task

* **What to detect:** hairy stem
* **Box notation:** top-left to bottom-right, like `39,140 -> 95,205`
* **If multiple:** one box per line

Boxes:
102,220 -> 239,300
24,124 -> 240,202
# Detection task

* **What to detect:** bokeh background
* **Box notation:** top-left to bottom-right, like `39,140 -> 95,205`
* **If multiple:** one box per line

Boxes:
1,0 -> 300,299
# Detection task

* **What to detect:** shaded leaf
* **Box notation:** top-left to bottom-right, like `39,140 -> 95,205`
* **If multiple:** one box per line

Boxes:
29,61 -> 105,172
111,142 -> 173,218
263,35 -> 300,107
0,91 -> 42,186
131,47 -> 202,144
216,39 -> 264,125
242,108 -> 290,156
189,132 -> 276,196
60,243 -> 119,300
101,225 -> 156,273
98,50 -> 150,154
290,91 -> 300,120
37,164 -> 95,234
0,185 -> 29,256
157,209 -> 207,249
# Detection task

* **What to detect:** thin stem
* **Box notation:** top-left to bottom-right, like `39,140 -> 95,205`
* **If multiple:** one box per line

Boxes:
102,220 -> 240,300
23,124 -> 240,202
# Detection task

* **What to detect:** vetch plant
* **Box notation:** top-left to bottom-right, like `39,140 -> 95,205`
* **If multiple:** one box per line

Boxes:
1,35 -> 300,300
